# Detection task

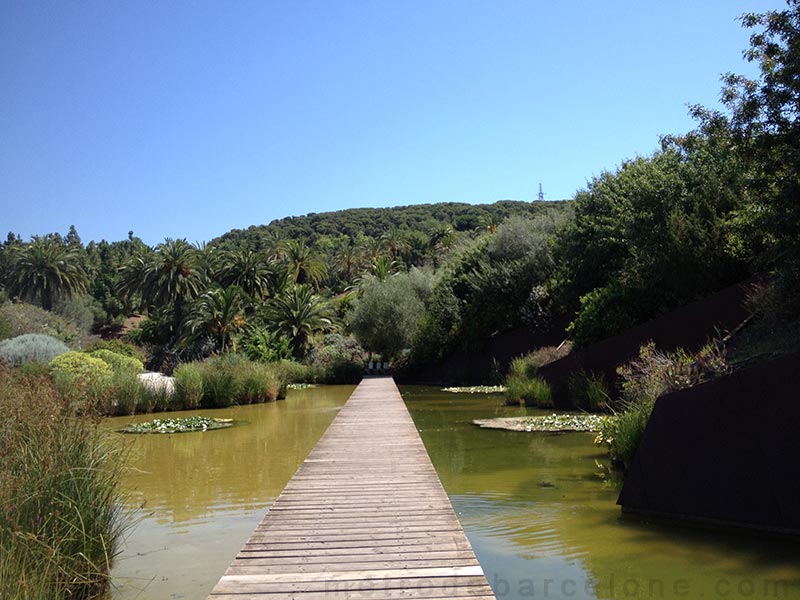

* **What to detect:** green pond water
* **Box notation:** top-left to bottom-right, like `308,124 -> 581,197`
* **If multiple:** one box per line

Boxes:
109,385 -> 800,600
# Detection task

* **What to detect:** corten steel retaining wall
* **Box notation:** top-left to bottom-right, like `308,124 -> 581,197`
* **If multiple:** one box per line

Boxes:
537,280 -> 754,408
617,351 -> 800,536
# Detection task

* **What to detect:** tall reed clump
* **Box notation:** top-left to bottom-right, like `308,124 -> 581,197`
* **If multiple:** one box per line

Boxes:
173,363 -> 204,410
503,344 -> 568,407
0,367 -> 131,599
199,355 -> 243,408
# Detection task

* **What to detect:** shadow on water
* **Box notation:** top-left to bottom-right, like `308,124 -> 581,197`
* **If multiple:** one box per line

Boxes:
401,386 -> 800,600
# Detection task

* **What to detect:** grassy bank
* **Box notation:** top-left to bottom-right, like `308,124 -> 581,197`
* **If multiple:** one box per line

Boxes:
0,367 -> 130,599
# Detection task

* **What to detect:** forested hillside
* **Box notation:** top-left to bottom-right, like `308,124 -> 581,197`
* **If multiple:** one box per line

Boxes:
216,200 -> 569,247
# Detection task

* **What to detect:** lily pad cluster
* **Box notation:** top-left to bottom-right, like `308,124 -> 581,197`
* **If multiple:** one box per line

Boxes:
119,416 -> 233,434
521,413 -> 604,432
442,386 -> 507,394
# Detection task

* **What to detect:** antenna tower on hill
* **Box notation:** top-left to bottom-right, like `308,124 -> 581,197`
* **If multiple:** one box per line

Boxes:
538,183 -> 544,201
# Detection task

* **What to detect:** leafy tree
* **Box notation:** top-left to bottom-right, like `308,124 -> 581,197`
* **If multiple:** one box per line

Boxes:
348,275 -> 424,360
6,236 -> 88,311
262,284 -> 335,358
554,134 -> 750,346
696,0 -> 800,306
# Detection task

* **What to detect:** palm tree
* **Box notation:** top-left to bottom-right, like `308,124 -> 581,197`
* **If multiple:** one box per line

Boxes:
183,286 -> 246,352
214,248 -> 273,301
117,248 -> 155,312
334,238 -> 365,287
263,284 -> 335,358
7,236 -> 88,310
369,256 -> 399,282
141,239 -> 205,333
280,240 -> 326,287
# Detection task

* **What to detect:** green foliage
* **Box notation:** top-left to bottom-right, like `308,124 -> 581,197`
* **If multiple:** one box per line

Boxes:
85,339 -> 146,362
53,294 -> 102,333
0,301 -> 92,347
217,200 -> 568,250
173,363 -> 204,410
307,333 -> 366,384
183,285 -> 247,352
506,375 -> 554,408
595,400 -> 655,470
703,1 -> 800,278
262,285 -> 336,358
233,360 -> 283,403
239,325 -> 294,362
5,235 -> 89,311
106,368 -> 143,416
199,355 -> 243,408
0,333 -> 69,366
50,351 -> 113,403
554,135 -> 751,347
89,349 -> 144,374
597,342 -> 730,470
120,415 -> 231,434
348,274 -> 424,360
568,371 -> 610,412
0,368 -> 130,599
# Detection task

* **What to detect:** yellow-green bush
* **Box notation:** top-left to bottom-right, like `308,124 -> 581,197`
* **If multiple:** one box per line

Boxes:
90,349 -> 144,374
50,351 -> 113,404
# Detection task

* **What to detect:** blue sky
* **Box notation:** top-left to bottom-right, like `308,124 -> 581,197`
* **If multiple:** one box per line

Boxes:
0,1 -> 781,246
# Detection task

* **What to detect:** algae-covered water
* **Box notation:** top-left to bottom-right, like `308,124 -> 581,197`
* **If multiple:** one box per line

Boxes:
109,385 -> 800,599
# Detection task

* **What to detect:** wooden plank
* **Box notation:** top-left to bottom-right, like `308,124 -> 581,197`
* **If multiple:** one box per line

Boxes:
207,377 -> 496,599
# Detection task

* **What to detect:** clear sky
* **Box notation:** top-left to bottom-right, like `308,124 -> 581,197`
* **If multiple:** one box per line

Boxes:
0,1 -> 782,246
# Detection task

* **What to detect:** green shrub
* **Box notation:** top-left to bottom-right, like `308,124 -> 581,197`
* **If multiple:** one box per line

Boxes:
0,368 -> 130,598
239,326 -> 293,362
506,375 -> 554,408
50,351 -> 113,403
86,339 -> 146,363
173,363 -> 204,410
307,333 -> 366,383
0,333 -> 69,366
568,371 -> 610,411
0,301 -> 95,347
90,349 -> 144,374
275,359 -> 317,385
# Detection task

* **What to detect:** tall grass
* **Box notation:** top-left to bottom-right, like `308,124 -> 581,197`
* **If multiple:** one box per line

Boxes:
173,363 -> 203,410
0,367 -> 131,599
506,375 -> 554,408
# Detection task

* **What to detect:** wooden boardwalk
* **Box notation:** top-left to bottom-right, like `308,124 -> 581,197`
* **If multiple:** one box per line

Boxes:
207,376 -> 496,599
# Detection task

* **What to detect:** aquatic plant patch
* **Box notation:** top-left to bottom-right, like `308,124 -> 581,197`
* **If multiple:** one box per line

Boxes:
442,386 -> 507,394
473,413 -> 604,433
119,416 -> 233,434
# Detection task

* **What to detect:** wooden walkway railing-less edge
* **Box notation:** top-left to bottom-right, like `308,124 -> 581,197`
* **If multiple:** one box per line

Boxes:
207,376 -> 497,599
